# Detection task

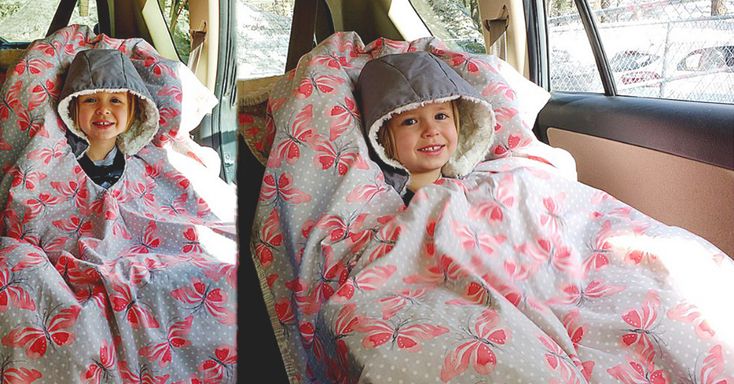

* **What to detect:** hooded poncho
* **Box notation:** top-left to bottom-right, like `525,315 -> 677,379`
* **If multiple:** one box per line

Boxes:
357,51 -> 496,195
57,49 -> 160,157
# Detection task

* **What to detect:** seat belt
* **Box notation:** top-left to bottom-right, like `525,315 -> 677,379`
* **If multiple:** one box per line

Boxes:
285,0 -> 320,72
484,5 -> 509,60
188,22 -> 208,74
46,0 -> 79,37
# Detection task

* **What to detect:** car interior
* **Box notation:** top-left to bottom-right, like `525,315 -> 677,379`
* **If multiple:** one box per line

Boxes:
1,0 -> 732,380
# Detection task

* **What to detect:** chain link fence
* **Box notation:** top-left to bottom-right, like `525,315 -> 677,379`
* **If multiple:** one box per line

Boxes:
549,0 -> 734,104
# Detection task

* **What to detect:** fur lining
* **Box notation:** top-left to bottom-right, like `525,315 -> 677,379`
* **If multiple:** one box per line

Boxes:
57,88 -> 159,156
368,95 -> 495,178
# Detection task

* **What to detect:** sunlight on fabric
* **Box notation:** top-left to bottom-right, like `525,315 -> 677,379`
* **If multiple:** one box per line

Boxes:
609,233 -> 734,347
196,224 -> 237,264
165,146 -> 237,223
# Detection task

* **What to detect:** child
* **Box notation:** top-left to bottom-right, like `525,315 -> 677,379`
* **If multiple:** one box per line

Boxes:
57,49 -> 159,188
357,51 -> 495,203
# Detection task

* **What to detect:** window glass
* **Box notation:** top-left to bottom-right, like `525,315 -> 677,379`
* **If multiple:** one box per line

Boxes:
548,0 -> 734,104
158,0 -> 192,63
547,0 -> 604,93
410,0 -> 486,54
236,0 -> 295,80
0,0 -> 99,42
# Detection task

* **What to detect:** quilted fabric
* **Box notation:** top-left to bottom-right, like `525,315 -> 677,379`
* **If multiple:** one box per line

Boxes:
0,25 -> 237,383
251,32 -> 734,383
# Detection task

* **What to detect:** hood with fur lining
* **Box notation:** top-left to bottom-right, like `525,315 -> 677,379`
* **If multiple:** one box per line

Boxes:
57,49 -> 159,156
357,51 -> 495,194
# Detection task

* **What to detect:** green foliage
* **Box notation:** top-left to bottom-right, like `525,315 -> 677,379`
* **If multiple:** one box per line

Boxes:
0,1 -> 23,19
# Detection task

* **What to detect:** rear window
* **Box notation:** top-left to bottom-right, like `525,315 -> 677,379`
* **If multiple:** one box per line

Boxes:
0,0 -> 99,43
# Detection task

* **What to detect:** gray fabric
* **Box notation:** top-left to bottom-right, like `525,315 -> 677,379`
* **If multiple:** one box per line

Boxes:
357,51 -> 496,195
57,49 -> 159,156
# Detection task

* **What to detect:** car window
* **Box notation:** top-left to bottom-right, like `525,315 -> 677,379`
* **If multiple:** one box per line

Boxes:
236,0 -> 295,80
0,0 -> 99,42
547,0 -> 734,104
410,0 -> 486,54
159,0 -> 191,63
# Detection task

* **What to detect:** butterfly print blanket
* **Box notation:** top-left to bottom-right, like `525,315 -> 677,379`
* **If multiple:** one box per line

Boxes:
246,32 -> 734,383
0,26 -> 237,383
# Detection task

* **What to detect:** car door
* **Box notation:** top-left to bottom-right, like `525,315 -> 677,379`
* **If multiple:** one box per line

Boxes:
523,0 -> 734,256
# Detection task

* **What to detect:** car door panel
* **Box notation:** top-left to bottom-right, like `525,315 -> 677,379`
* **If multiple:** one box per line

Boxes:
537,93 -> 734,256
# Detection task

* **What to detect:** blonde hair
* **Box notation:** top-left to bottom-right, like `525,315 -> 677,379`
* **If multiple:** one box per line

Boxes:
69,91 -> 138,132
377,100 -> 461,161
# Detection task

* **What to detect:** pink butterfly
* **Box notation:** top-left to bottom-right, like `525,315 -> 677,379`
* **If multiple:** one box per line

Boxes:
365,220 -> 401,263
10,166 -> 47,191
26,140 -> 66,165
0,267 -> 36,311
127,221 -> 162,254
171,279 -> 235,325
537,334 -> 585,383
16,108 -> 49,138
1,305 -> 81,359
198,345 -> 236,383
24,192 -> 62,220
30,42 -> 57,57
312,245 -> 348,303
607,356 -> 669,384
379,288 -> 427,320
269,104 -> 314,167
119,362 -> 170,384
666,302 -> 715,340
492,134 -> 533,157
258,172 -> 311,205
440,309 -> 508,381
482,81 -> 516,101
157,85 -> 183,103
329,97 -> 360,141
548,280 -> 625,306
295,74 -> 345,98
110,284 -> 160,328
14,57 -> 53,76
621,291 -> 662,362
140,315 -> 193,367
316,212 -> 367,242
52,215 -> 93,237
0,365 -> 42,383
335,265 -> 396,301
160,193 -> 189,216
470,173 -> 515,222
28,79 -> 58,112
0,81 -> 22,122
346,175 -> 390,203
448,52 -> 490,73
447,280 -> 492,307
275,297 -> 296,328
182,227 -> 203,254
695,345 -> 733,384
563,309 -> 586,348
312,138 -> 365,176
357,317 -> 448,352
255,209 -> 283,267
142,56 -> 174,77
82,341 -> 116,384
453,221 -> 500,256
404,254 -> 466,285
124,180 -> 156,209
4,210 -> 39,245
50,170 -> 90,210
309,54 -> 351,70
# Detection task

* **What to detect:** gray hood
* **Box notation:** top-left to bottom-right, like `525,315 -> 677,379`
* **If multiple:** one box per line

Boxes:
57,49 -> 159,156
357,52 -> 495,194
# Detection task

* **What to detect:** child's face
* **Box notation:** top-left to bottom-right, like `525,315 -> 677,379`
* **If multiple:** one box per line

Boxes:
76,91 -> 131,148
386,101 -> 458,176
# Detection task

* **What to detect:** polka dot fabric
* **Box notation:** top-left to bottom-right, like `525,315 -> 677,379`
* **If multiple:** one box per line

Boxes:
252,32 -> 734,383
0,25 -> 237,382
